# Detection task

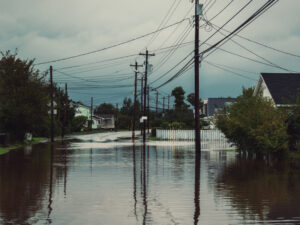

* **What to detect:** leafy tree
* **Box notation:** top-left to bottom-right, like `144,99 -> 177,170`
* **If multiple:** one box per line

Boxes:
94,103 -> 116,115
0,51 -> 49,141
187,93 -> 203,109
71,116 -> 87,132
171,86 -> 186,109
217,87 -> 289,157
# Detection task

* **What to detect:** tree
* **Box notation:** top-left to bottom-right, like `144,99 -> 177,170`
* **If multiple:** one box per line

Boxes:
94,103 -> 116,115
216,87 -> 289,157
0,51 -> 49,141
187,93 -> 203,108
171,86 -> 186,109
71,116 -> 87,132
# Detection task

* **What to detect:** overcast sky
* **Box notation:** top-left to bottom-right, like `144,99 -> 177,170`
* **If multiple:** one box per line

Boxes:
1,0 -> 300,107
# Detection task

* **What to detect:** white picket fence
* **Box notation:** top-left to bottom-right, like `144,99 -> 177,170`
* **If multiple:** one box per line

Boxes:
156,129 -> 235,150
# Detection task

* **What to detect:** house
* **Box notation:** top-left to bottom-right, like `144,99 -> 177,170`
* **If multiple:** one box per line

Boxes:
72,101 -> 91,120
254,73 -> 300,106
204,98 -> 236,117
97,114 -> 115,129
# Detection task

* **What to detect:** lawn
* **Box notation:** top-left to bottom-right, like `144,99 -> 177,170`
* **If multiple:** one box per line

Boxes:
0,137 -> 47,156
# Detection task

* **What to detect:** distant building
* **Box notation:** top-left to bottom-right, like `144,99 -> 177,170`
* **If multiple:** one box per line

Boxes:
254,73 -> 300,106
97,114 -> 115,129
205,98 -> 236,117
73,101 -> 91,120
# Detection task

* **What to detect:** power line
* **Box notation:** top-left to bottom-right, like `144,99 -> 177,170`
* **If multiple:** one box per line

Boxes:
35,18 -> 188,65
204,60 -> 258,82
147,0 -> 182,48
205,20 -> 300,59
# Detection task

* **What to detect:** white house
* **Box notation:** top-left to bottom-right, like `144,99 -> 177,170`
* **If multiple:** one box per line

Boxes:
254,73 -> 300,106
73,102 -> 91,120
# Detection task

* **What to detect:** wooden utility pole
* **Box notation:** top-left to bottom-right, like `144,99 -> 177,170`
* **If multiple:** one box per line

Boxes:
140,77 -> 144,135
90,97 -> 93,130
147,86 -> 150,134
163,96 -> 165,113
130,62 -> 143,140
168,95 -> 170,111
194,0 -> 202,154
156,91 -> 159,113
62,83 -> 68,141
139,50 -> 155,142
50,66 -> 54,143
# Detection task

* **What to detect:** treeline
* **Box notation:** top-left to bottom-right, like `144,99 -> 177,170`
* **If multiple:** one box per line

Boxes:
95,86 -> 208,130
217,87 -> 300,158
0,51 -> 75,143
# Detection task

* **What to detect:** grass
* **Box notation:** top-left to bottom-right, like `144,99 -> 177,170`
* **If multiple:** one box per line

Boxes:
288,151 -> 300,161
0,137 -> 47,156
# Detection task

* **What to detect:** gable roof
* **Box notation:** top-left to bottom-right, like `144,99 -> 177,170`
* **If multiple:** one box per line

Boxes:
207,98 -> 236,116
261,73 -> 300,105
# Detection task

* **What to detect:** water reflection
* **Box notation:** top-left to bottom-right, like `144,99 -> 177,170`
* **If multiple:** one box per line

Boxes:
1,139 -> 300,225
216,157 -> 300,223
194,152 -> 201,225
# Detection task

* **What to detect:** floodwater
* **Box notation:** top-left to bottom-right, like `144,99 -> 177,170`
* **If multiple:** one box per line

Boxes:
0,133 -> 300,225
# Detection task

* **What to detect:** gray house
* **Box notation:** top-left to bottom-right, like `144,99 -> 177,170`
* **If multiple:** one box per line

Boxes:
254,73 -> 300,106
205,98 -> 236,116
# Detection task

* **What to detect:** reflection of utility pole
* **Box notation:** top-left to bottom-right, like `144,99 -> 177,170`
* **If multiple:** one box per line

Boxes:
194,152 -> 201,225
139,50 -> 155,143
50,66 -> 54,143
132,144 -> 137,218
130,62 -> 143,140
47,145 -> 54,222
168,95 -> 170,111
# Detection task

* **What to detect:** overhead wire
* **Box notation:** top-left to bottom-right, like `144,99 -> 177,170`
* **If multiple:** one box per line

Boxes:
35,18 -> 188,65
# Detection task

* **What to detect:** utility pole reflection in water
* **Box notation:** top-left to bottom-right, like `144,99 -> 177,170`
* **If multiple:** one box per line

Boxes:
142,143 -> 148,225
194,152 -> 201,225
47,144 -> 54,224
64,147 -> 67,197
132,143 -> 138,220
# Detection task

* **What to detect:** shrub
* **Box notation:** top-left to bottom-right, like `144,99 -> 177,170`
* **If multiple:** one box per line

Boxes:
217,87 -> 289,157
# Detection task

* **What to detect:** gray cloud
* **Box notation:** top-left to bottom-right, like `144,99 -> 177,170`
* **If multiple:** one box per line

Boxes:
1,0 -> 300,106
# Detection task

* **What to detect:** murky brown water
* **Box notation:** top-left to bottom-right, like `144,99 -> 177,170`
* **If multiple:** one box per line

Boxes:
0,135 -> 300,225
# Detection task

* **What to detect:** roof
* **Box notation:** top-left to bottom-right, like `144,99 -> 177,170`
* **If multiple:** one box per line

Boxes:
261,73 -> 300,105
207,98 -> 236,116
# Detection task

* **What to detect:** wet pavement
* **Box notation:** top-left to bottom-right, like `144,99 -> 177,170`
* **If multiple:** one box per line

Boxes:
0,132 -> 300,225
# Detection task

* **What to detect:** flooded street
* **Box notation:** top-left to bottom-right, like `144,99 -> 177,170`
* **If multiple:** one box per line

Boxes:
0,132 -> 300,225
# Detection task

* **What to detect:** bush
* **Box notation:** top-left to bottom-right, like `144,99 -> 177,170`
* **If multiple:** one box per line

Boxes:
71,116 -> 87,132
217,87 -> 289,157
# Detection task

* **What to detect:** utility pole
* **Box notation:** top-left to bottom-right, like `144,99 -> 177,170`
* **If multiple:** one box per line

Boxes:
50,66 -> 54,143
62,83 -> 68,141
140,77 -> 144,135
139,50 -> 155,142
194,0 -> 202,155
163,96 -> 165,113
147,86 -> 150,134
130,62 -> 143,140
168,95 -> 170,111
90,97 -> 93,130
156,91 -> 159,113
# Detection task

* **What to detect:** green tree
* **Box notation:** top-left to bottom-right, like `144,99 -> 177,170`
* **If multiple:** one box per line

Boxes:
0,51 -> 49,141
187,93 -> 203,108
94,103 -> 116,115
71,116 -> 87,132
171,86 -> 186,109
216,87 -> 289,157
